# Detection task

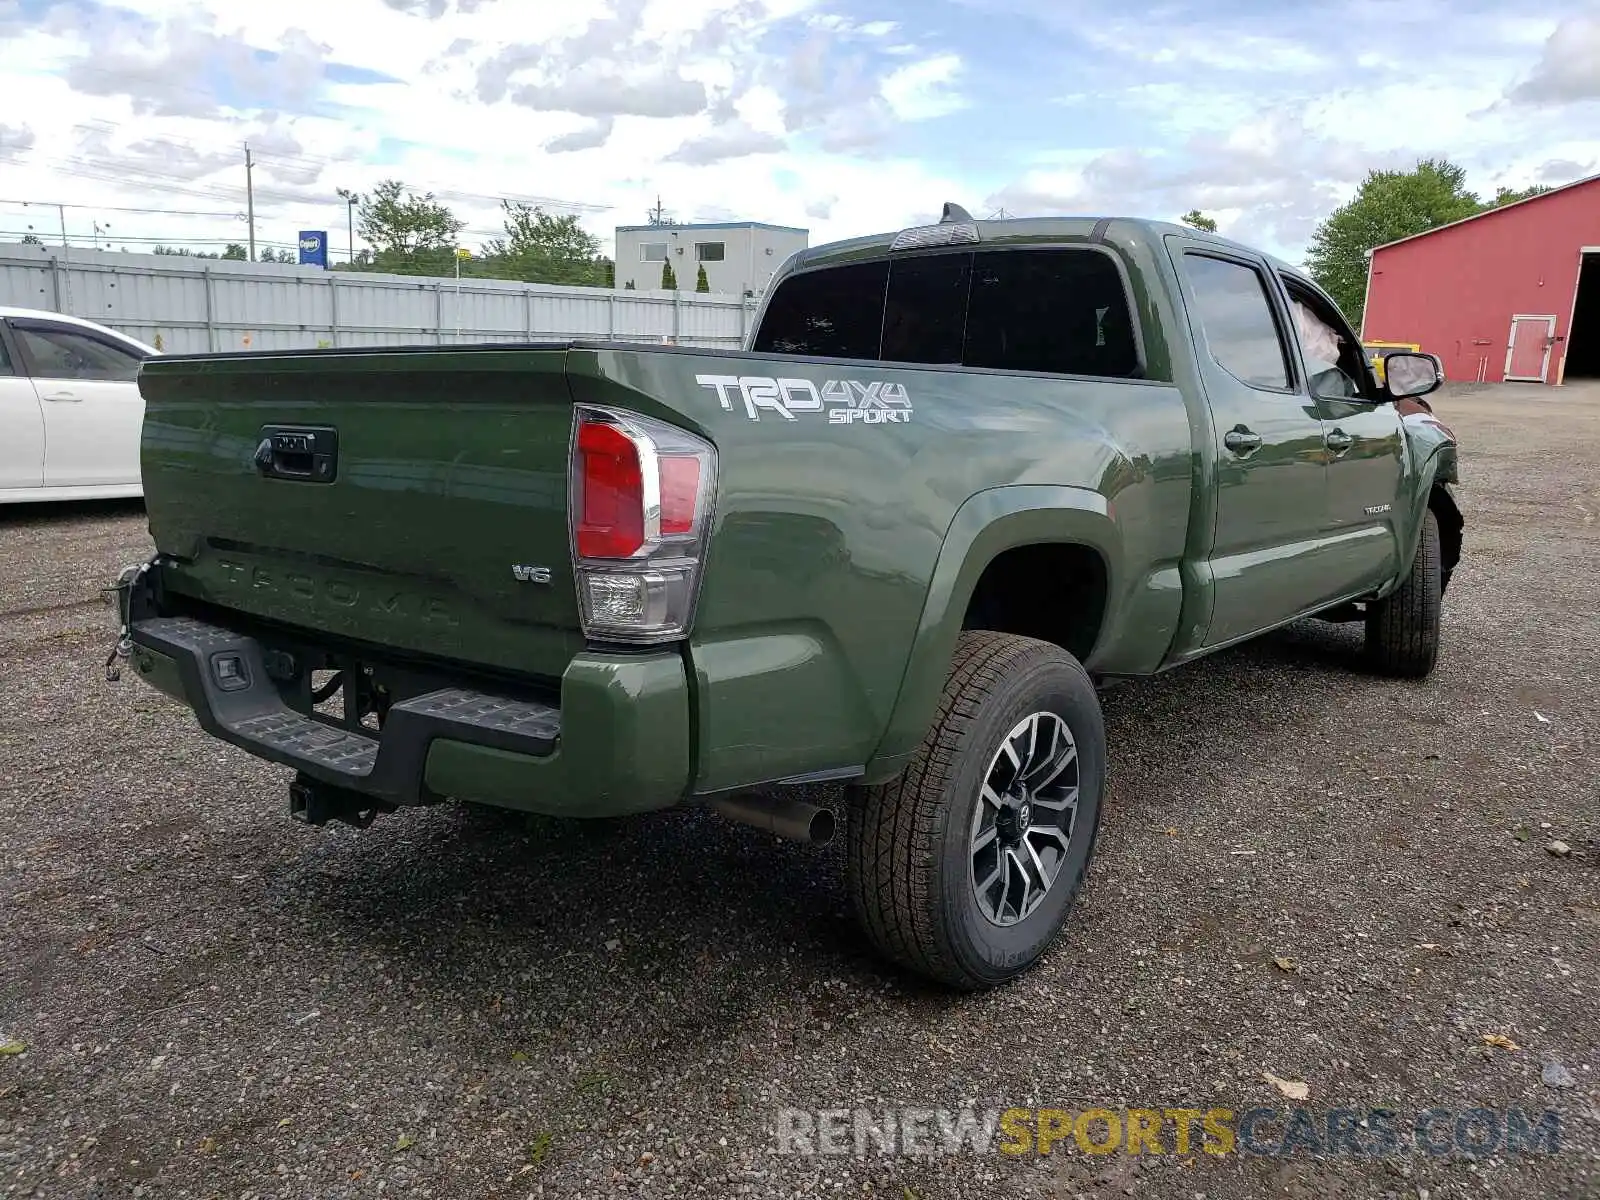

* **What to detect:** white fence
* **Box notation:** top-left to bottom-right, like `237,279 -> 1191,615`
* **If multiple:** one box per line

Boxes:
0,242 -> 754,354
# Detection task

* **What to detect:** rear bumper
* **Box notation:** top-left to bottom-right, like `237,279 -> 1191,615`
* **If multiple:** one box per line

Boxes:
127,611 -> 693,819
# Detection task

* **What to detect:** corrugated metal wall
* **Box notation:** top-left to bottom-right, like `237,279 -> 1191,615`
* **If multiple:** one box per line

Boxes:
0,243 -> 754,353
1363,177 -> 1600,386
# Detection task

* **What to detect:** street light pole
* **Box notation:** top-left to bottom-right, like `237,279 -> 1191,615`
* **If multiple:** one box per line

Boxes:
337,187 -> 359,266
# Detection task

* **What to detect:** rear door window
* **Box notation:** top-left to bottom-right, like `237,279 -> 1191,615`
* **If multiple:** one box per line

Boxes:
964,248 -> 1138,377
751,260 -> 888,359
881,252 -> 970,365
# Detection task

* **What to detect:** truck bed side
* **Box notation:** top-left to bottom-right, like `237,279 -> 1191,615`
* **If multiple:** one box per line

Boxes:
561,344 -> 1196,790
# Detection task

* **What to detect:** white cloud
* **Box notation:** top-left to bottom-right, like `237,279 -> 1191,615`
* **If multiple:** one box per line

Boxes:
665,124 -> 787,165
2,0 -> 1599,272
804,195 -> 836,219
511,72 -> 708,119
0,122 -> 36,154
881,53 -> 964,121
545,118 -> 616,154
1507,14 -> 1600,105
0,0 -> 970,264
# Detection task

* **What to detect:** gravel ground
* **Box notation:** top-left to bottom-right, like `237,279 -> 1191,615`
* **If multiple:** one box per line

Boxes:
2,383 -> 1597,1200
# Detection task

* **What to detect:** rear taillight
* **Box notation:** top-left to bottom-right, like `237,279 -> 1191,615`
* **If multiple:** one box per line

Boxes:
569,406 -> 716,644
575,422 -> 646,559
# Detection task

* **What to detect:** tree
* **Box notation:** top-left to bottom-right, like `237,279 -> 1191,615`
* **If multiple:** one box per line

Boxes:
153,245 -> 220,259
661,258 -> 677,290
695,263 -> 710,293
1491,184 -> 1554,207
355,179 -> 464,276
481,200 -> 606,286
1307,158 -> 1484,326
1180,210 -> 1218,233
221,243 -> 248,260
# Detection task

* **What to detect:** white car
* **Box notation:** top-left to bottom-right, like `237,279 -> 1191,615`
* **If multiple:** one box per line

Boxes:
0,306 -> 159,503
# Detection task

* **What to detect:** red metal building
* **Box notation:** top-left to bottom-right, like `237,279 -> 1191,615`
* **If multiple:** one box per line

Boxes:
1362,173 -> 1600,386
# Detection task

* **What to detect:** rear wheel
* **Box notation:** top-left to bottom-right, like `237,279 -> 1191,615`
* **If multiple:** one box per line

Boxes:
846,631 -> 1105,990
1365,509 -> 1442,678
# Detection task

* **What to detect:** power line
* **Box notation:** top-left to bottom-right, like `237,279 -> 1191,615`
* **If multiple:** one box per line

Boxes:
0,196 -> 244,218
0,230 -> 301,249
6,149 -> 616,221
61,118 -> 615,215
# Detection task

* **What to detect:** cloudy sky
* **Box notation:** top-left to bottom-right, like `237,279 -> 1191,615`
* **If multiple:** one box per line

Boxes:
0,0 -> 1597,266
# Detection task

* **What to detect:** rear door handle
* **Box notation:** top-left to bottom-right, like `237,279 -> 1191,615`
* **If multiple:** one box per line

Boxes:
1326,430 -> 1354,454
42,391 -> 82,403
1223,428 -> 1262,454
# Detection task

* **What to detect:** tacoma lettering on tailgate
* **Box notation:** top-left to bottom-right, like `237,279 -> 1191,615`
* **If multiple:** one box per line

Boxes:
216,560 -> 458,626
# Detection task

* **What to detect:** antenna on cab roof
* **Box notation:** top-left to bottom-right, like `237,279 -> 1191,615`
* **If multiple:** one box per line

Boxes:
940,202 -> 975,224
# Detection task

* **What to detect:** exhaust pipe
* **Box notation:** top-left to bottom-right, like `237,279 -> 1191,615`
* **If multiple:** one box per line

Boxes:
709,793 -> 836,845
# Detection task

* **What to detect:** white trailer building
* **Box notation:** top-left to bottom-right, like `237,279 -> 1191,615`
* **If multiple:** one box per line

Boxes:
615,222 -> 809,297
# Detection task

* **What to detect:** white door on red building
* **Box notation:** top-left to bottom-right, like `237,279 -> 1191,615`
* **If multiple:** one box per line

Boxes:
1505,314 -> 1556,382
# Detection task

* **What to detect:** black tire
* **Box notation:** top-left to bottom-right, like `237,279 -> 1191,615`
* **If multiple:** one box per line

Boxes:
845,631 -> 1106,990
1365,509 -> 1442,679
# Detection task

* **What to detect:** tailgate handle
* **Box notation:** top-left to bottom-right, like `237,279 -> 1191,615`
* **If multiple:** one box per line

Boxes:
254,426 -> 338,483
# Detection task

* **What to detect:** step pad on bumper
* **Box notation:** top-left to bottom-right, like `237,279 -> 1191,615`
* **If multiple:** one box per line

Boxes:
130,615 -> 560,805
233,711 -> 379,776
400,689 -> 562,742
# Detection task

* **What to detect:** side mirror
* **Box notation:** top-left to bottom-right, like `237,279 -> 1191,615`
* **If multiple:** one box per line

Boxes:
1383,351 -> 1443,400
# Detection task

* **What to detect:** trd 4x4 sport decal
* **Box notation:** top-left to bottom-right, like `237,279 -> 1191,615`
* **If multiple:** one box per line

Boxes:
695,375 -> 913,424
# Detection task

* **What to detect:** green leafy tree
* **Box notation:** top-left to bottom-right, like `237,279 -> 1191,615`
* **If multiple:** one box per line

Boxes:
1491,184 -> 1554,207
695,263 -> 710,293
481,201 -> 606,286
1180,210 -> 1218,233
333,249 -> 376,272
355,179 -> 464,276
221,243 -> 248,260
154,245 -> 220,258
1307,158 -> 1484,326
661,258 -> 677,290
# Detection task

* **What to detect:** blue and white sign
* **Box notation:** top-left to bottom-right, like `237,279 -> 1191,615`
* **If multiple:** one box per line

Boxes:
298,231 -> 329,269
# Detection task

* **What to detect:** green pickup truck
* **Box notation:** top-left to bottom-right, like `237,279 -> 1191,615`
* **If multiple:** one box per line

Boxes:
111,208 -> 1462,989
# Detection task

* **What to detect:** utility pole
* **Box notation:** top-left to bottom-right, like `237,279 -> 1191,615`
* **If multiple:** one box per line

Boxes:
58,204 -> 73,311
244,143 -> 257,262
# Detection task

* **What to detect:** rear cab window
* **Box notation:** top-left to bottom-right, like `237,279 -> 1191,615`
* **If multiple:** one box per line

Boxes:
753,246 -> 1141,379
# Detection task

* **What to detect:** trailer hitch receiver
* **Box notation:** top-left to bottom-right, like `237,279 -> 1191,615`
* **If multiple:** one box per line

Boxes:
289,773 -> 396,830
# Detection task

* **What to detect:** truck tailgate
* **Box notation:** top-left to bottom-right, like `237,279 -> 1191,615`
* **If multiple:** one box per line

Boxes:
137,346 -> 585,681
